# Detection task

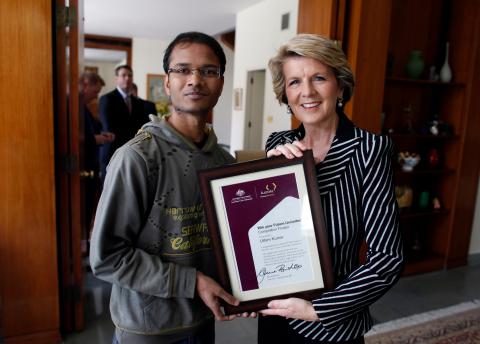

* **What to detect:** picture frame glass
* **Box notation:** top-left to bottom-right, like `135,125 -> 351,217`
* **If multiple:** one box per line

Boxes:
199,153 -> 333,314
211,165 -> 324,301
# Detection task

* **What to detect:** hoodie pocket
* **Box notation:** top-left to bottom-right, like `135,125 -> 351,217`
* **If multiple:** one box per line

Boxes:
143,297 -> 175,332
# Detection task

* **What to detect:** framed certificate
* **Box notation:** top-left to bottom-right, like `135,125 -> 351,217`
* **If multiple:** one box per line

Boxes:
198,150 -> 334,314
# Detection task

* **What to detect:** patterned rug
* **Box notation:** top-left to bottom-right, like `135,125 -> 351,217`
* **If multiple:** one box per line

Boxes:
365,300 -> 480,344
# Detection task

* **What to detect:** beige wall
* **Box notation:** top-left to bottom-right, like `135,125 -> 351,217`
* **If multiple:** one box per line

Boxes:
212,40 -> 235,147
132,37 -> 169,100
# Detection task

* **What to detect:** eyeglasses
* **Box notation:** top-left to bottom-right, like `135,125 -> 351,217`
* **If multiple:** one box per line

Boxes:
168,66 -> 222,79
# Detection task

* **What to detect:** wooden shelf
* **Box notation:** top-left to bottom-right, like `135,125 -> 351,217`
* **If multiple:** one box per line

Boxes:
399,209 -> 449,220
381,0 -> 480,277
385,77 -> 466,88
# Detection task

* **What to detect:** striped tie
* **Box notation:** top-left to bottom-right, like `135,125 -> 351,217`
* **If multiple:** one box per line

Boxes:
125,96 -> 132,114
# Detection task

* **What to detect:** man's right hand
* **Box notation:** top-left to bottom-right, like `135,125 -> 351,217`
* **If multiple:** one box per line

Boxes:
266,141 -> 307,159
196,271 -> 239,321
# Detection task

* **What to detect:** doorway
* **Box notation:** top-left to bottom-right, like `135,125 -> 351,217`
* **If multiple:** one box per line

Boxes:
243,70 -> 266,150
84,34 -> 131,97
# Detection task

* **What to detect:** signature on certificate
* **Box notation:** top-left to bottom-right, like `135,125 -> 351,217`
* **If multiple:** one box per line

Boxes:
257,263 -> 303,284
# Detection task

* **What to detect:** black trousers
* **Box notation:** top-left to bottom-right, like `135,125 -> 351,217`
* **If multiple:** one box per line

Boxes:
258,316 -> 365,344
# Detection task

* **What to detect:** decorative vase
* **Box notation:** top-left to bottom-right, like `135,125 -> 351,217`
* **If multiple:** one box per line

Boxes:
440,42 -> 452,82
406,50 -> 425,79
418,191 -> 430,209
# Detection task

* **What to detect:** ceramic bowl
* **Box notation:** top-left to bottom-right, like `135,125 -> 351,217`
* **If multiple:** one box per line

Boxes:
399,154 -> 421,172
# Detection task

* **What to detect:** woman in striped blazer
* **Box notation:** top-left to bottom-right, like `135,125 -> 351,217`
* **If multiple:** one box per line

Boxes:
258,34 -> 404,343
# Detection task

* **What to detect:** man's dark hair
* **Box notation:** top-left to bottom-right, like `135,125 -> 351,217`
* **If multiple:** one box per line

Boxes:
163,31 -> 226,76
115,64 -> 133,75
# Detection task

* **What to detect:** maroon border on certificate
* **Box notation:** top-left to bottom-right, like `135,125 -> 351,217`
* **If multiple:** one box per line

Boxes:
197,150 -> 334,315
221,172 -> 299,291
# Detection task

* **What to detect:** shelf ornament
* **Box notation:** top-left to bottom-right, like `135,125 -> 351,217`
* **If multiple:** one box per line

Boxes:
405,50 -> 425,79
440,42 -> 452,82
398,152 -> 421,172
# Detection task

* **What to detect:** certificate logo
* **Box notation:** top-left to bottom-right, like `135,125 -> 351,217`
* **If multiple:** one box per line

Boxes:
260,182 -> 277,198
235,189 -> 246,197
231,188 -> 253,203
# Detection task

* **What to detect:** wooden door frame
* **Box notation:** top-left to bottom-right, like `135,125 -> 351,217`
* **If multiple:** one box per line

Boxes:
54,0 -> 85,333
56,15 -> 132,337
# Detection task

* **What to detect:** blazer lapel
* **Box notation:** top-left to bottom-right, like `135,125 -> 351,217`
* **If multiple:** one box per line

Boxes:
276,113 -> 363,196
316,113 -> 363,195
317,136 -> 362,195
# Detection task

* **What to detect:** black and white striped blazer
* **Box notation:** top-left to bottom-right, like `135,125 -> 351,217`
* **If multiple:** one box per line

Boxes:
265,112 -> 404,342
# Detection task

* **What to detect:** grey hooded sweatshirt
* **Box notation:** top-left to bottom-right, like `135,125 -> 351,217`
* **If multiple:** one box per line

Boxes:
90,116 -> 234,336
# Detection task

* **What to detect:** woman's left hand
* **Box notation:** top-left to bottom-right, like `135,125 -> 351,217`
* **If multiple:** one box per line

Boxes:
259,298 -> 319,321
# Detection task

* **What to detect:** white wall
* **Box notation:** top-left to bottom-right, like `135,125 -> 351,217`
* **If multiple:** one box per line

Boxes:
469,178 -> 480,255
230,0 -> 299,153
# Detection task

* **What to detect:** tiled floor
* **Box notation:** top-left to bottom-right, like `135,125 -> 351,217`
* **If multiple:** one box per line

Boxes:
63,255 -> 480,343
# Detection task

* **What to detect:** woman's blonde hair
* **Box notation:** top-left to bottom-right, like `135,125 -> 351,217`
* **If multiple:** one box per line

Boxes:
268,34 -> 354,106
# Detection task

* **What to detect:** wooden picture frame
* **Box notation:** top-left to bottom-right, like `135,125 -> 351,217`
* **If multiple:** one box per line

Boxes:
146,73 -> 168,102
146,74 -> 170,114
198,151 -> 334,314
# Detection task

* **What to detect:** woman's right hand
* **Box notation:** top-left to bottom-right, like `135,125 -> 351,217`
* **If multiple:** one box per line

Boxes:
266,141 -> 307,159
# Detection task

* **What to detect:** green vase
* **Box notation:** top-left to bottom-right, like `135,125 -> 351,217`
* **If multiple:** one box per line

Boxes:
406,50 -> 425,79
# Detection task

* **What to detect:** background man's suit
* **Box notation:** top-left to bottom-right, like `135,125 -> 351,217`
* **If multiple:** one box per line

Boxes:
99,88 -> 149,181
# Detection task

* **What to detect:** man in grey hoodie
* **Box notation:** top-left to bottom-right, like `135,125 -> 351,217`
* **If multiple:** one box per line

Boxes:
90,32 -> 239,344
